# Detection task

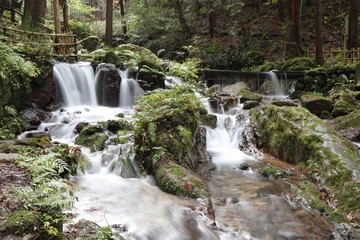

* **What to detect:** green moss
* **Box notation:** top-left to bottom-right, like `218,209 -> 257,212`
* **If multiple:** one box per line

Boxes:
106,119 -> 133,133
281,57 -> 315,71
250,105 -> 360,222
238,89 -> 262,103
332,110 -> 360,130
80,35 -> 100,52
331,99 -> 356,117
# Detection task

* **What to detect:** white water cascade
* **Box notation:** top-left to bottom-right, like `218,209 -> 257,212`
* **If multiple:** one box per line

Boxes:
53,62 -> 98,106
205,103 -> 337,239
21,63 -> 338,239
24,62 -> 220,239
264,71 -> 285,96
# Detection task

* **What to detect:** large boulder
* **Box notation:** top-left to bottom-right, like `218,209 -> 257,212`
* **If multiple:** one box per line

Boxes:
134,87 -> 212,202
95,64 -> 121,107
250,105 -> 360,223
331,99 -> 356,118
238,89 -> 262,103
300,93 -> 333,116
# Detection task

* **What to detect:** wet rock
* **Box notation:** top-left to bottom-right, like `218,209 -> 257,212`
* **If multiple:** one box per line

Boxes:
331,99 -> 356,118
116,112 -> 125,118
79,35 -> 100,52
238,89 -> 262,103
195,127 -> 212,164
74,122 -> 89,134
243,100 -> 260,110
75,124 -> 109,152
24,131 -> 50,139
337,128 -> 360,142
106,119 -> 133,133
224,117 -> 232,130
272,100 -> 298,107
239,162 -> 249,170
250,105 -> 360,223
208,95 -> 238,113
79,124 -> 104,135
223,82 -> 250,95
95,64 -> 121,107
200,114 -> 217,128
21,108 -> 48,126
300,94 -> 333,116
207,84 -> 222,94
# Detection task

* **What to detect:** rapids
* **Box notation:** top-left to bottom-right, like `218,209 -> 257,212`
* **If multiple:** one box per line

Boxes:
20,62 -> 339,239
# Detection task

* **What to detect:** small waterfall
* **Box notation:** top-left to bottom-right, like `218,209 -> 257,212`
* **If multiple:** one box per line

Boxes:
264,71 -> 285,96
118,69 -> 144,108
54,62 -> 98,106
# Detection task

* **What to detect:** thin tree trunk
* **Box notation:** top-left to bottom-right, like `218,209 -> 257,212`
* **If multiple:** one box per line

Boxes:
315,0 -> 324,65
286,0 -> 303,58
119,0 -> 127,35
54,0 -> 61,33
10,0 -> 15,22
209,9 -> 216,38
63,0 -> 70,32
347,0 -> 359,49
105,0 -> 113,46
22,0 -> 34,29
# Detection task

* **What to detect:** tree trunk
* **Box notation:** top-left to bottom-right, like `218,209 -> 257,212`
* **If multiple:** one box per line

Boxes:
286,0 -> 303,58
278,0 -> 285,21
22,0 -> 34,29
63,0 -> 70,32
54,0 -> 61,34
119,0 -> 127,35
315,0 -> 324,65
33,0 -> 46,25
174,0 -> 191,34
209,9 -> 216,38
105,0 -> 113,46
347,0 -> 359,49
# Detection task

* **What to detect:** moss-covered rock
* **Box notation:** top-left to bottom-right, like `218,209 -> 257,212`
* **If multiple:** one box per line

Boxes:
80,35 -> 100,52
75,124 -> 109,152
155,161 -> 209,199
243,100 -> 260,110
331,110 -> 360,130
331,99 -> 356,118
300,93 -> 333,116
200,114 -> 217,128
68,219 -> 114,240
137,65 -> 166,91
250,105 -> 360,223
238,89 -> 262,103
134,86 -> 211,201
208,95 -> 238,112
106,119 -> 133,133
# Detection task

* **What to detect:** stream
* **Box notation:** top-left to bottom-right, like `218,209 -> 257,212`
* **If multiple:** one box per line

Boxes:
21,62 -> 338,239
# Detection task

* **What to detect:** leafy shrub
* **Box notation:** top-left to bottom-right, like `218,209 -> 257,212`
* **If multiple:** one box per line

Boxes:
282,57 -> 316,71
166,58 -> 201,83
243,51 -> 265,67
69,21 -> 96,40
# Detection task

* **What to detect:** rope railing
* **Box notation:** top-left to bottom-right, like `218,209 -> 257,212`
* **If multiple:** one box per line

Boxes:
1,26 -> 77,56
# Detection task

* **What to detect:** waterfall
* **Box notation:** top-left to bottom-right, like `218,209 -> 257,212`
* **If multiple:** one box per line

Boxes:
53,62 -> 98,106
118,69 -> 144,108
54,62 -> 143,108
264,71 -> 285,96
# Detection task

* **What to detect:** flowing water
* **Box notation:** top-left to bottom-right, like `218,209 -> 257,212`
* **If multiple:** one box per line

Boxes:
21,63 -> 338,239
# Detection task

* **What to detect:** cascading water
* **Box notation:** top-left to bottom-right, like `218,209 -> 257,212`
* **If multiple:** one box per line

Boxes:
23,62 -> 219,239
54,62 -> 98,106
264,71 -> 285,96
22,62 -> 338,239
205,103 -> 337,239
118,69 -> 144,107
